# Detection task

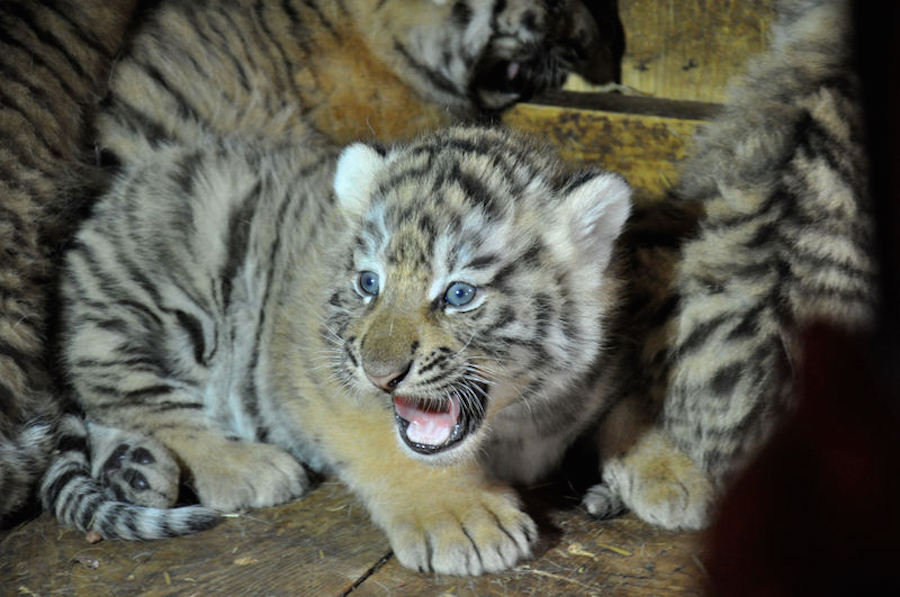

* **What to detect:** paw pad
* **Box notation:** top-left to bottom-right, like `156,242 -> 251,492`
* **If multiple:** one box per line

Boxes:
96,440 -> 179,508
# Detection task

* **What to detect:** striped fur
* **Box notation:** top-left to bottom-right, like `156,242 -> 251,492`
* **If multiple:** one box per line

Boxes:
586,0 -> 875,530
40,413 -> 219,539
59,127 -> 632,574
0,0 -> 141,525
95,0 -> 605,156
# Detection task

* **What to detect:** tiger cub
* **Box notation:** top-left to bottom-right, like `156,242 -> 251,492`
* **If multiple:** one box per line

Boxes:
585,0 -> 875,530
35,0 -> 607,537
58,126 -> 631,575
0,0 -> 143,525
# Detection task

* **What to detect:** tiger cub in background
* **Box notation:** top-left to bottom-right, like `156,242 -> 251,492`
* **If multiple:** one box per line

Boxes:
58,126 -> 631,575
584,0 -> 875,529
0,0 -> 143,525
95,0 -> 604,153
21,0 -> 606,536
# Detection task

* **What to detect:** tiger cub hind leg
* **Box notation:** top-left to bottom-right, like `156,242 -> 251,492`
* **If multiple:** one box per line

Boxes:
87,422 -> 180,509
153,428 -> 310,513
587,428 -> 714,530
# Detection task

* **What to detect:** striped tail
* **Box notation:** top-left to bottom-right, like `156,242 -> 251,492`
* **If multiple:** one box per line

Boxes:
40,414 -> 221,540
0,420 -> 55,520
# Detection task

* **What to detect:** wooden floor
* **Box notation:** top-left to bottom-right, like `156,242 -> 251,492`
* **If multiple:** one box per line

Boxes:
1,476 -> 707,596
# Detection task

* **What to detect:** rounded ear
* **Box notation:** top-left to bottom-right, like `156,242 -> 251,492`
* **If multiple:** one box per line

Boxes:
559,170 -> 632,268
333,143 -> 387,217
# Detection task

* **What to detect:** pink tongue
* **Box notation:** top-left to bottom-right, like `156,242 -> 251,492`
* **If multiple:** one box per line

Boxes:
393,395 -> 460,446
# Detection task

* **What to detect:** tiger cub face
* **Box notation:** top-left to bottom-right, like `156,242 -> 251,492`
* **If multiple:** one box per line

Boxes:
324,128 -> 630,464
361,0 -> 603,113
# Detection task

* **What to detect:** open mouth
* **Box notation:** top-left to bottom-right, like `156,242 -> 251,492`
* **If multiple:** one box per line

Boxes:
471,48 -> 566,112
473,57 -> 540,96
392,385 -> 487,455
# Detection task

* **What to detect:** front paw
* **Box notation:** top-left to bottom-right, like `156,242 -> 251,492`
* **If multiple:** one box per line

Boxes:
383,487 -> 537,576
582,482 -> 626,520
591,429 -> 714,530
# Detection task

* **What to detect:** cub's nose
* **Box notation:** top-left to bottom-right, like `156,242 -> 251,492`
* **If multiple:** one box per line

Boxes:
364,362 -> 412,392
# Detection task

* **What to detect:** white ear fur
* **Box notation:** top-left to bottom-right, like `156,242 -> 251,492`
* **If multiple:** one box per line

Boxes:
333,143 -> 386,217
560,171 -> 632,268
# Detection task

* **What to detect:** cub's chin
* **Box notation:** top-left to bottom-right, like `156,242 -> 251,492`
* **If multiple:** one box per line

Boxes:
391,388 -> 488,465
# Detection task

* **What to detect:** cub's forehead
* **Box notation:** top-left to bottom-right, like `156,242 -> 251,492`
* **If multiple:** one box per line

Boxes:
346,128 -> 563,273
372,139 -> 549,221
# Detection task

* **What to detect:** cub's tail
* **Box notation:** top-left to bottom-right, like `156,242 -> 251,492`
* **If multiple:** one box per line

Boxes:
39,414 -> 221,540
0,420 -> 55,520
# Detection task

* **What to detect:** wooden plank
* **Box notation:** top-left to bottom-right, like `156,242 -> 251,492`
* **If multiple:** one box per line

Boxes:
618,0 -> 775,103
504,96 -> 710,199
0,483 -> 391,596
1,482 -> 706,596
353,510 -> 707,596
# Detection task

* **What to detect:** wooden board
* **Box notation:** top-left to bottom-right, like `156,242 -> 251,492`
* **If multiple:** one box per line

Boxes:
618,0 -> 775,102
505,93 -> 714,199
1,480 -> 707,596
1,483 -> 391,596
354,507 -> 708,596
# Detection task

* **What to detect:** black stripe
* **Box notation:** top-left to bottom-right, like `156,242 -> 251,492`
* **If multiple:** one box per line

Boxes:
33,0 -> 113,59
709,361 -> 745,396
148,401 -> 204,412
221,180 -> 262,306
482,306 -> 515,335
454,166 -> 499,217
280,0 -> 313,57
57,432 -> 88,454
393,39 -> 462,97
301,0 -> 340,40
174,309 -> 208,365
101,93 -> 171,148
464,254 -> 499,270
452,1 -> 474,27
43,467 -> 83,508
123,385 -> 175,401
486,261 -> 519,291
78,493 -> 104,531
171,150 -> 204,197
139,61 -> 204,124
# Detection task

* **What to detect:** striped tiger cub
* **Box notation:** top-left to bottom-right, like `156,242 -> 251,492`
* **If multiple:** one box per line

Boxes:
0,0 -> 604,534
0,0 -> 143,526
584,0 -> 876,530
59,126 -> 632,575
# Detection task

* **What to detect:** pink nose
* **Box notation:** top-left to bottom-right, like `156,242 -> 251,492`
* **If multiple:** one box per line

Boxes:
365,362 -> 411,392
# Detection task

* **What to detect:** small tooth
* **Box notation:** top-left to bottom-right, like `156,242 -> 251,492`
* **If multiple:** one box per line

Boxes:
506,61 -> 520,80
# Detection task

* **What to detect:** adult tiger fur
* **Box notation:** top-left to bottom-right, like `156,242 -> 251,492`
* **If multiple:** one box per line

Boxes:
583,0 -> 876,530
1,0 -> 607,531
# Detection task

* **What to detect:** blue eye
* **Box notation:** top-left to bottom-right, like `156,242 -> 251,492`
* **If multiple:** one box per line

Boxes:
444,281 -> 476,308
357,271 -> 380,297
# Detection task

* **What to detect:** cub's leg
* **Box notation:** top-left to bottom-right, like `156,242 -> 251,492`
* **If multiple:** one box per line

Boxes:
87,421 -> 180,508
584,397 -> 714,529
312,402 -> 536,576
